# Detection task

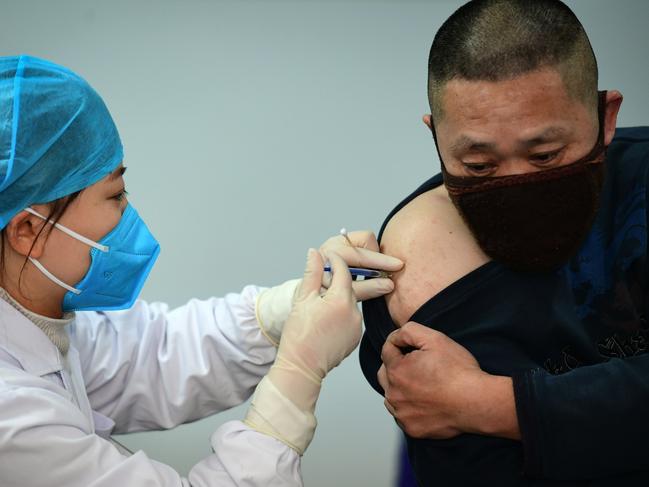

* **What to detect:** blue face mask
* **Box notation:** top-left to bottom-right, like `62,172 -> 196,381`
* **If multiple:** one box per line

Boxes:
25,204 -> 160,312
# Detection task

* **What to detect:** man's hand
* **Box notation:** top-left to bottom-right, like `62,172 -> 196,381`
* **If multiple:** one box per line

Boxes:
378,322 -> 520,440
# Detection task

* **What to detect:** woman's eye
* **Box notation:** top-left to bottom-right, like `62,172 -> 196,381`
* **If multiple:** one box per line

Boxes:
112,189 -> 129,201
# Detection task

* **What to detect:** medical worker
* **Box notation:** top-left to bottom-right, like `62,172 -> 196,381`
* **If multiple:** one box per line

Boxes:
0,55 -> 402,486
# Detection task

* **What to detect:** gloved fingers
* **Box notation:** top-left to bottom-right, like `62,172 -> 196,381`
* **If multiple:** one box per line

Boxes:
321,268 -> 333,290
319,230 -> 379,254
319,230 -> 403,272
351,278 -> 395,301
295,248 -> 324,302
322,250 -> 353,299
344,230 -> 380,251
322,245 -> 403,273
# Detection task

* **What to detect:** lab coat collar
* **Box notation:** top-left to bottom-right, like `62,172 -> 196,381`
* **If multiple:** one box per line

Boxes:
0,298 -> 64,376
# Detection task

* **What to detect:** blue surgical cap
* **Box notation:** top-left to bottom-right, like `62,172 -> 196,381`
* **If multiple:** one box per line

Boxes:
0,55 -> 123,229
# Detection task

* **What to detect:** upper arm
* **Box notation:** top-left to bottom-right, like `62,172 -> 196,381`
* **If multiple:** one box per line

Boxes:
381,186 -> 490,326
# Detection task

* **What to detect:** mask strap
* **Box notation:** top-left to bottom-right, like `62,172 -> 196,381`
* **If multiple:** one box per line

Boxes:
24,207 -> 109,253
28,257 -> 81,295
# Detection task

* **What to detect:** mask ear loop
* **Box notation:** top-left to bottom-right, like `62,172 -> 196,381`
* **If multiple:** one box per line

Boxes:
21,207 -> 111,295
23,207 -> 109,252
27,257 -> 81,295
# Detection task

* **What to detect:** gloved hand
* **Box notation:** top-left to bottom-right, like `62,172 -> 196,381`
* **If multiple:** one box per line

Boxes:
318,229 -> 404,300
255,230 -> 403,345
245,248 -> 362,454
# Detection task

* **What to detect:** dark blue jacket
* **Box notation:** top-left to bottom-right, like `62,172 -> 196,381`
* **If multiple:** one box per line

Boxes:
360,127 -> 649,486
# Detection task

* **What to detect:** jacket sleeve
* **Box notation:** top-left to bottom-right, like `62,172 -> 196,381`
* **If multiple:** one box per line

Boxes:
513,354 -> 649,480
68,285 -> 277,433
0,371 -> 301,487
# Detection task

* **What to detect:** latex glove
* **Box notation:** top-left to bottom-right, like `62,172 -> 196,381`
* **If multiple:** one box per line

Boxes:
245,248 -> 361,454
319,230 -> 403,301
255,278 -> 301,346
255,230 -> 403,345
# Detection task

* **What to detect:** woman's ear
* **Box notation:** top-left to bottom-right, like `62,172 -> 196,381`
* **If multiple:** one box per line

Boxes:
603,90 -> 623,146
4,208 -> 50,259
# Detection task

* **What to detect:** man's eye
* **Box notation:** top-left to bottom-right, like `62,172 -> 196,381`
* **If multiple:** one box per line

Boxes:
462,163 -> 494,175
530,150 -> 560,165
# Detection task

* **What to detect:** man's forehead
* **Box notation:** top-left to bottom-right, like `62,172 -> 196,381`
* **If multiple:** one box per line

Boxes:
435,69 -> 593,143
440,69 -> 572,116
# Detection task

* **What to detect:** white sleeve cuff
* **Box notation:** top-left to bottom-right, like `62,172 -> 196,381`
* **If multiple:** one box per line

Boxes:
243,375 -> 316,455
254,279 -> 301,346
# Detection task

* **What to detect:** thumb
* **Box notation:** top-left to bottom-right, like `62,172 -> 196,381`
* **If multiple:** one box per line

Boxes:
295,248 -> 324,301
323,250 -> 352,297
386,322 -> 435,350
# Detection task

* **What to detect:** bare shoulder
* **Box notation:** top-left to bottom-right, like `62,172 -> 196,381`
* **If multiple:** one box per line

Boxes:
381,184 -> 490,326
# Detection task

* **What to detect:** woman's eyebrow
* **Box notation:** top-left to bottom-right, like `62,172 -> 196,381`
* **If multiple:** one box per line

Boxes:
108,166 -> 127,181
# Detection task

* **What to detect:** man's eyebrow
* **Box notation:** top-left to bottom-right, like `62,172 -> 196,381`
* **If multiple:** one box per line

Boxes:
108,166 -> 127,181
520,126 -> 571,147
449,135 -> 497,153
449,127 -> 571,153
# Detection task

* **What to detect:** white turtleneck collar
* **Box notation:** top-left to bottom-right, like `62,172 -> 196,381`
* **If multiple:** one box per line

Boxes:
0,287 -> 75,356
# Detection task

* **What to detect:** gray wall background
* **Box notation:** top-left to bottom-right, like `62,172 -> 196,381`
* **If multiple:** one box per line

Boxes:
2,1 -> 647,485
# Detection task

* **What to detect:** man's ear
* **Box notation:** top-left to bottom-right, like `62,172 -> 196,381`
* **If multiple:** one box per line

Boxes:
603,90 -> 623,146
4,208 -> 49,259
422,114 -> 433,130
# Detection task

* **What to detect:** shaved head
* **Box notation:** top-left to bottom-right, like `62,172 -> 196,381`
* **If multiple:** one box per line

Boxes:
428,0 -> 598,120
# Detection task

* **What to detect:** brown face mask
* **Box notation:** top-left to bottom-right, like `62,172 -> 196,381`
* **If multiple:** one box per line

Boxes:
435,91 -> 608,273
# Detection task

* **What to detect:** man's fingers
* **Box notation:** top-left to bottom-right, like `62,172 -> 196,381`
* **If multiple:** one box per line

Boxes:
352,278 -> 394,301
380,338 -> 404,367
296,248 -> 324,300
387,322 -> 439,351
377,364 -> 389,392
384,398 -> 397,418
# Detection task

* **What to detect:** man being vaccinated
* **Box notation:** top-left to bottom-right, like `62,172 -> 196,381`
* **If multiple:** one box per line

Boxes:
361,0 -> 649,484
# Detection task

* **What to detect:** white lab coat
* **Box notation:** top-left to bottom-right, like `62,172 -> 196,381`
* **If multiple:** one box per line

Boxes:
0,286 -> 303,487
